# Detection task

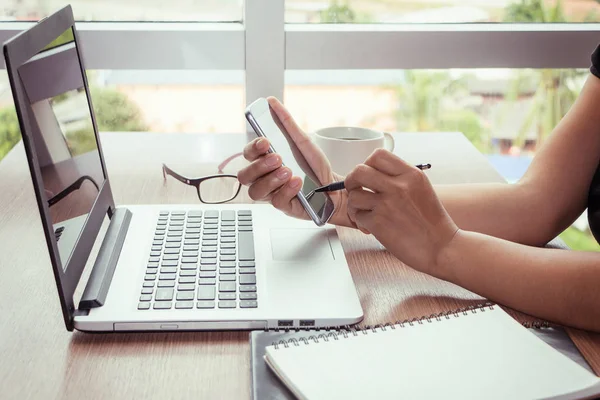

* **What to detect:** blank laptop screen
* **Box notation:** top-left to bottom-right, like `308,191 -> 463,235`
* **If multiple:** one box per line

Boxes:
18,27 -> 105,268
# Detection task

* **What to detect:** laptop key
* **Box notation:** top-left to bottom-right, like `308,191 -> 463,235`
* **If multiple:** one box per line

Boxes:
219,293 -> 236,300
186,223 -> 202,229
238,232 -> 255,261
204,210 -> 219,219
180,270 -> 197,276
197,301 -> 215,309
202,240 -> 218,246
219,268 -> 236,275
199,278 -> 216,285
221,226 -> 235,232
200,265 -> 217,272
165,243 -> 181,248
197,286 -> 216,300
171,211 -> 186,216
144,274 -> 156,281
221,243 -> 236,249
185,239 -> 200,245
143,282 -> 155,288
156,288 -> 174,301
200,258 -> 216,265
240,275 -> 256,285
167,232 -> 183,237
219,275 -> 236,281
152,240 -> 162,246
154,302 -> 172,310
151,246 -> 162,252
163,254 -> 179,261
221,237 -> 235,243
239,226 -> 253,232
201,252 -> 217,258
180,264 -> 198,271
160,267 -> 177,274
158,281 -> 175,288
138,302 -> 151,310
221,210 -> 235,221
150,251 -> 161,257
219,282 -> 236,292
161,260 -> 178,267
146,269 -> 157,275
220,255 -> 236,262
181,257 -> 199,264
199,271 -> 216,278
221,221 -> 235,227
170,221 -> 184,226
140,294 -> 152,302
147,262 -> 159,268
159,211 -> 169,216
166,237 -> 182,242
202,246 -> 217,252
220,261 -> 236,268
176,292 -> 195,301
185,234 -> 200,240
218,301 -> 236,309
168,226 -> 183,232
240,292 -> 257,300
175,301 -> 194,309
202,234 -> 218,240
179,277 -> 196,284
221,249 -> 236,255
177,284 -> 195,291
220,232 -> 235,238
188,210 -> 202,217
159,273 -> 176,281
239,285 -> 257,292
238,221 -> 253,227
204,219 -> 218,225
239,268 -> 256,274
186,228 -> 201,234
238,215 -> 252,221
239,261 -> 255,268
182,251 -> 199,257
240,300 -> 258,308
237,210 -> 252,216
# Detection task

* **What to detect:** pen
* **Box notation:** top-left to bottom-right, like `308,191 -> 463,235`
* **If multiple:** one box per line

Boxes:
311,163 -> 432,195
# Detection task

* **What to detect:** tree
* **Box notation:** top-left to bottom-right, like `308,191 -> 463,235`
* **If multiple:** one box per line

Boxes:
0,106 -> 21,161
392,71 -> 487,151
319,0 -> 372,23
502,0 -> 582,148
89,87 -> 148,132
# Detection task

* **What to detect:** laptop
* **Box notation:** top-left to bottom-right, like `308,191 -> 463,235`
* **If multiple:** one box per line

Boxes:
3,5 -> 363,332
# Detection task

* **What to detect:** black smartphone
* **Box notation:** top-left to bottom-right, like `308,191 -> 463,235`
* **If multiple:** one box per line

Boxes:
245,98 -> 335,226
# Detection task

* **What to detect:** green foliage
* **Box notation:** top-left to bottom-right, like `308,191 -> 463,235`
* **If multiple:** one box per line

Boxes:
319,0 -> 372,23
560,227 -> 600,252
0,106 -> 21,162
90,87 -> 148,132
439,109 -> 486,152
504,0 -> 567,23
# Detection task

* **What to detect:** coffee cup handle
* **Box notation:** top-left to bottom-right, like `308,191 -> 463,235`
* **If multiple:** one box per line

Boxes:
384,132 -> 395,152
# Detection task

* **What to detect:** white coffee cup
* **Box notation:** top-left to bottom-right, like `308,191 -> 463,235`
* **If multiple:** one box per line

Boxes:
313,127 -> 395,176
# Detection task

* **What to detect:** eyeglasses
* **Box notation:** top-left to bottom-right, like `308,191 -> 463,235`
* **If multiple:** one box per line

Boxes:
162,163 -> 241,204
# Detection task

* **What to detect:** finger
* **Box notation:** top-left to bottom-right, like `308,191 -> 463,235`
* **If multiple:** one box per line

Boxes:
267,97 -> 311,148
271,176 -> 303,214
243,137 -> 271,162
344,164 -> 391,193
247,166 -> 292,201
237,152 -> 283,185
347,188 -> 379,211
353,210 -> 374,235
364,148 -> 414,176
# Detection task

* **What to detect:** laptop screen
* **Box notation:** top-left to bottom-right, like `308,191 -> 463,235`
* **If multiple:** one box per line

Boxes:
18,27 -> 105,268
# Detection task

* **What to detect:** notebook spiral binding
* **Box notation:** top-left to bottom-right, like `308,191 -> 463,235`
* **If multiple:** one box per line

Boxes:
271,302 -> 496,350
270,302 -> 555,350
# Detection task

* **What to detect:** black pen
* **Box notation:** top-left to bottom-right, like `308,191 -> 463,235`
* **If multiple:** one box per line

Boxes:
311,163 -> 432,195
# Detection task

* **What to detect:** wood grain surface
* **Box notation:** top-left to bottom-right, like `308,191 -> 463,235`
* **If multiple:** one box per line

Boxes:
1,131 -> 598,400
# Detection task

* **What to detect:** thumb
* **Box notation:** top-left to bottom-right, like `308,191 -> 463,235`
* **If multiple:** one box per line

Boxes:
267,97 -> 312,150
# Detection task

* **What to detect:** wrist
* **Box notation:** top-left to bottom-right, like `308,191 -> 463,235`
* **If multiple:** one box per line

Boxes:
433,228 -> 467,283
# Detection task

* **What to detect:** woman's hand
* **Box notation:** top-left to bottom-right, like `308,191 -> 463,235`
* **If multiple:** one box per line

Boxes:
237,97 -> 354,227
345,149 -> 459,276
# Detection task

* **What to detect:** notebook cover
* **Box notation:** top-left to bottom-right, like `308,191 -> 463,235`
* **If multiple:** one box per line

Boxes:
251,330 -> 322,400
250,326 -> 592,400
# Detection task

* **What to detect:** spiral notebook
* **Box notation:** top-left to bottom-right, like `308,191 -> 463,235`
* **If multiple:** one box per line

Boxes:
253,304 -> 600,400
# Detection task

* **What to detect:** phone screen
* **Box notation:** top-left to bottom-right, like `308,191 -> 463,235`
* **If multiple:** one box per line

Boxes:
247,101 -> 331,221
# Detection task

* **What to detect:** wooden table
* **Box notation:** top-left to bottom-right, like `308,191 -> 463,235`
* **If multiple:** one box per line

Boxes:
1,132 -> 599,399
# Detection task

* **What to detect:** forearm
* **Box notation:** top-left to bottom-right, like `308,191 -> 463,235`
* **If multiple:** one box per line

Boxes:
435,182 -> 553,246
436,230 -> 600,332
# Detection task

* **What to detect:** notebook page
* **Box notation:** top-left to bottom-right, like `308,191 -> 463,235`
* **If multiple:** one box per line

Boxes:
264,307 -> 600,400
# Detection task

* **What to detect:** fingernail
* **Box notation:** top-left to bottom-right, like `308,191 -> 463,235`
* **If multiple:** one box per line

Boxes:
255,138 -> 266,149
265,154 -> 280,167
277,168 -> 290,180
290,178 -> 301,188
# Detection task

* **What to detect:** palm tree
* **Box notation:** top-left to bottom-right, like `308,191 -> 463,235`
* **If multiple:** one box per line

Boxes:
502,0 -> 582,148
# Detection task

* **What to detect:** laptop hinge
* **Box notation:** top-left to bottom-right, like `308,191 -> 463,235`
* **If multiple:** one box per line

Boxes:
79,207 -> 132,309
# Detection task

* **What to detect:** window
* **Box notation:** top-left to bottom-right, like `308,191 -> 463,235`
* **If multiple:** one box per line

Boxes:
286,0 -> 600,24
1,0 -> 243,22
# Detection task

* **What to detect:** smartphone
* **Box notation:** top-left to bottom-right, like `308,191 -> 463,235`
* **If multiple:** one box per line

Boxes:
245,98 -> 335,226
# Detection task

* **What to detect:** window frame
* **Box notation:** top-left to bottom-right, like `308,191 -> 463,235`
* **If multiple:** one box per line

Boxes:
1,1 -> 600,131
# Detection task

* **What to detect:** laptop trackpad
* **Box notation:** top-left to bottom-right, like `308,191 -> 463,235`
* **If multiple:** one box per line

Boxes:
270,228 -> 335,261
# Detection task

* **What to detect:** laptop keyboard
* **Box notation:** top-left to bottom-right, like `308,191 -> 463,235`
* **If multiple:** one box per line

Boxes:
138,210 -> 257,311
